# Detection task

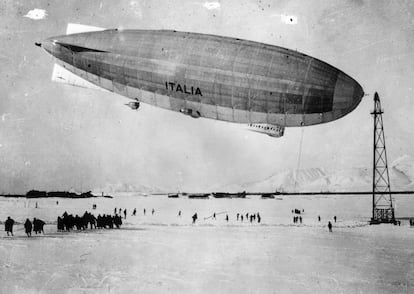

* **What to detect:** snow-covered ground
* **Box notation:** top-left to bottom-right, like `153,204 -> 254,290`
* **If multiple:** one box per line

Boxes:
0,195 -> 413,293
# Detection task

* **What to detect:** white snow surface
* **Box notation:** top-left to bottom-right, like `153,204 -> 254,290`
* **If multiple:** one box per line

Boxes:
0,195 -> 413,293
281,14 -> 298,25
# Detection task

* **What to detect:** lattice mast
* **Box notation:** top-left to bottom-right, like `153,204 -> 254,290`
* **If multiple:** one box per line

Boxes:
371,92 -> 395,223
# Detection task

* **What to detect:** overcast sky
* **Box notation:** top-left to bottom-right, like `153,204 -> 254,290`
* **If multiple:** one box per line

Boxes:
1,0 -> 413,194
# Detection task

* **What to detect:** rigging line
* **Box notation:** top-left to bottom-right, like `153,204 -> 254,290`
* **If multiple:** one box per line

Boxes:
294,128 -> 305,190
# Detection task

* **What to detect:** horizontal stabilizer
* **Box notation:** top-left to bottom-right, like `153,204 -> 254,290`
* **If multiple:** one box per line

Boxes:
66,23 -> 106,35
51,63 -> 106,92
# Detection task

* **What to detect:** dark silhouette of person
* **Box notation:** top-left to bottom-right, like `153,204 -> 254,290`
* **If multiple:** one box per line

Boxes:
5,216 -> 14,236
152,208 -> 155,215
192,213 -> 198,224
178,210 -> 181,217
241,215 -> 244,222
33,218 -> 45,234
124,209 -> 127,219
225,214 -> 229,222
257,213 -> 261,223
318,215 -> 321,222
132,208 -> 137,216
24,219 -> 32,237
114,214 -> 122,229
334,216 -> 337,223
236,213 -> 239,221
213,213 -> 216,219
299,216 -> 302,224
328,221 -> 332,232
57,216 -> 64,231
144,208 -> 146,215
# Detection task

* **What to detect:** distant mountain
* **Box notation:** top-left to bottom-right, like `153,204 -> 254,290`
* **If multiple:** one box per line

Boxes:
217,155 -> 414,193
391,154 -> 414,189
92,156 -> 414,194
93,182 -> 167,195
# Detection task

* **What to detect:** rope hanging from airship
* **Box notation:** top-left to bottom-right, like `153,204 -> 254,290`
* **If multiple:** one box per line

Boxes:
295,128 -> 305,190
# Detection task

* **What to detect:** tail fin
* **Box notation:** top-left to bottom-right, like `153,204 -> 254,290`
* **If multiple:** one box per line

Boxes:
66,23 -> 106,35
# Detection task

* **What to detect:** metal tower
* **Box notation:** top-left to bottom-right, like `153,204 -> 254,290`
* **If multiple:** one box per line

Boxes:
370,92 -> 395,224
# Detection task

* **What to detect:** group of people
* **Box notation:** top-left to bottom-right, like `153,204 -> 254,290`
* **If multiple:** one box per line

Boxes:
4,209 -> 127,237
290,209 -> 338,231
191,212 -> 262,224
57,211 -> 97,231
112,207 -> 156,218
292,208 -> 304,224
318,215 -> 337,223
4,216 -> 45,237
236,212 -> 261,223
293,215 -> 302,224
113,208 -> 128,219
57,210 -> 124,231
292,209 -> 304,214
142,208 -> 155,216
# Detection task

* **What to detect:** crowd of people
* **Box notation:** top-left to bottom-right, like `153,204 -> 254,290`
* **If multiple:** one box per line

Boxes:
58,211 -> 98,231
3,206 -> 161,237
8,202 -> 398,237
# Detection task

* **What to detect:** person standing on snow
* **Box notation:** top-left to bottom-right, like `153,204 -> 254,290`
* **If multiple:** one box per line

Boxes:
5,216 -> 15,236
24,218 -> 32,237
328,221 -> 333,232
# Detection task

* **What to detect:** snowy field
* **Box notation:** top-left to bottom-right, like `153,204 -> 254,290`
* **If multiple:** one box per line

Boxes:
0,195 -> 413,293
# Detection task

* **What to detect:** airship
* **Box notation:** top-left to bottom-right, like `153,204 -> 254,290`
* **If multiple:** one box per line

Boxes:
37,24 -> 364,137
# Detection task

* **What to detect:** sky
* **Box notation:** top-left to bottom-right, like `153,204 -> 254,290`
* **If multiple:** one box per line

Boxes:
0,0 -> 413,194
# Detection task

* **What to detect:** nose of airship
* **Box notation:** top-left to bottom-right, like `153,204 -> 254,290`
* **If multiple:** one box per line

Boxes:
333,72 -> 364,115
42,38 -> 55,55
35,38 -> 55,56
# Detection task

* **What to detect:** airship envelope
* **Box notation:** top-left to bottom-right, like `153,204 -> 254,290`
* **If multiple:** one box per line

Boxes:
39,24 -> 364,137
